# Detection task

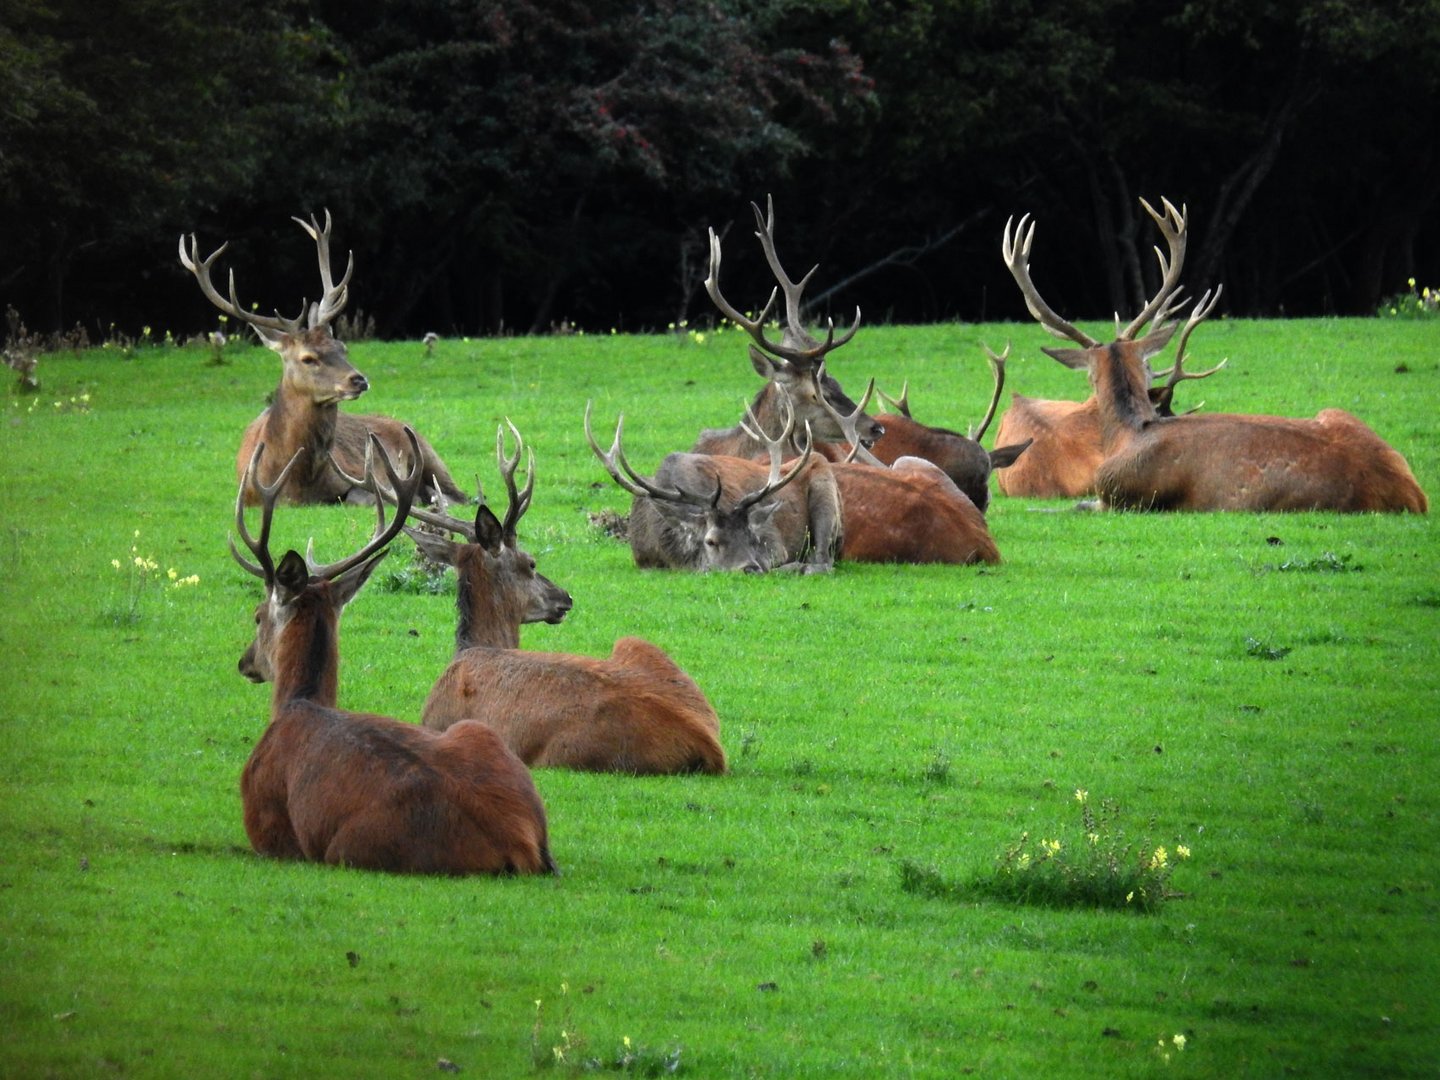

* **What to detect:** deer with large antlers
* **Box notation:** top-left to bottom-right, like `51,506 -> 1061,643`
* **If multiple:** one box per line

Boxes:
819,384 -> 1001,564
694,196 -> 883,459
180,211 -> 464,507
588,399 -> 843,573
865,345 -> 1033,512
395,424 -> 725,774
232,430 -> 556,874
1001,199 -> 1427,512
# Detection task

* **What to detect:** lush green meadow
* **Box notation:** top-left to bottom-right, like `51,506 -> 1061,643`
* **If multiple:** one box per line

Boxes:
1,319 -> 1436,1078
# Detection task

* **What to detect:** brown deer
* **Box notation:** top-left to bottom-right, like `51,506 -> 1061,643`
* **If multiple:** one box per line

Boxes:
865,344 -> 1033,512
695,196 -> 883,458
821,385 -> 1001,565
587,399 -> 843,573
232,430 -> 556,874
401,423 -> 725,775
1002,198 -> 1429,512
180,211 -> 464,506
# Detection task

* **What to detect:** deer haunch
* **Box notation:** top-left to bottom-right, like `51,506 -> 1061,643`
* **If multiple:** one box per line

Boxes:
422,637 -> 726,775
1094,407 -> 1428,512
827,457 -> 1000,564
991,395 -> 1104,498
866,412 -> 1030,512
243,698 -> 556,874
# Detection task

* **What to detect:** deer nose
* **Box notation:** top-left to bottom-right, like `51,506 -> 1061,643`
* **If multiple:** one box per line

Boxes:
349,373 -> 369,393
742,561 -> 765,574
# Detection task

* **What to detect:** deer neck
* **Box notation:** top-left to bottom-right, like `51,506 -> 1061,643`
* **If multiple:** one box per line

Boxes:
265,385 -> 339,484
453,550 -> 523,653
271,589 -> 341,708
1092,345 -> 1158,448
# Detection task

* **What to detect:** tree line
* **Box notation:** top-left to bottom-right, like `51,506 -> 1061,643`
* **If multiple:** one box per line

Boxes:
3,0 -> 1437,340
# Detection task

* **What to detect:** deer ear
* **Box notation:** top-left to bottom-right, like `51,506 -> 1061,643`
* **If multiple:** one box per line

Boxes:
473,504 -> 505,554
331,550 -> 388,607
749,345 -> 785,380
274,550 -> 311,602
1041,346 -> 1092,370
1138,322 -> 1180,359
405,526 -> 461,567
989,438 -> 1033,470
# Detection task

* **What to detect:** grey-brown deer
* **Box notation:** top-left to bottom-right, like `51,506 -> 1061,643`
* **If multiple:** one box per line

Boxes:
695,196 -> 883,459
180,211 -> 464,506
1001,198 -> 1428,512
232,429 -> 556,874
588,399 -> 843,574
397,423 -> 725,775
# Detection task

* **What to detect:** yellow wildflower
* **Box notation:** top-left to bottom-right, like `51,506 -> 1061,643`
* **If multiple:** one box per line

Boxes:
1176,844 -> 1191,859
1173,1034 -> 1187,1050
1074,788 -> 1088,803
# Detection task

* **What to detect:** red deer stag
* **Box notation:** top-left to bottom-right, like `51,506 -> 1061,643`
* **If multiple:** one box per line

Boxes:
587,399 -> 842,573
232,429 -> 556,874
399,423 -> 725,775
1002,199 -> 1428,512
695,196 -> 883,458
180,211 -> 464,506
820,384 -> 1001,565
866,344 -> 1033,511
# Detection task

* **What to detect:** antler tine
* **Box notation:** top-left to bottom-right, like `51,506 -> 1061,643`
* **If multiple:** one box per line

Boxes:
735,418 -> 816,511
336,446 -> 477,540
1001,214 -> 1101,348
876,379 -> 911,418
308,428 -> 423,581
973,341 -> 1011,442
704,225 -> 783,346
584,401 -> 706,506
1164,284 -> 1227,383
1118,197 -> 1189,340
812,369 -> 884,466
230,442 -> 303,581
291,209 -> 354,329
178,233 -> 301,343
496,418 -> 536,541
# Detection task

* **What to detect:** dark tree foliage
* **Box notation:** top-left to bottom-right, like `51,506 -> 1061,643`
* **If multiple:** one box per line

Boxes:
1,0 -> 1436,338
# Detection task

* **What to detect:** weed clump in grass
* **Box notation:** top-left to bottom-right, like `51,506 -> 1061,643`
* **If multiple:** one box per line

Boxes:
532,985 -> 683,1075
1244,636 -> 1292,661
104,530 -> 200,625
1258,550 -> 1363,573
901,790 -> 1193,913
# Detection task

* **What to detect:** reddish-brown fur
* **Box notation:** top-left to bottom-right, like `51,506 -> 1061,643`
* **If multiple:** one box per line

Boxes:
991,395 -> 1104,499
234,438 -> 556,875
830,457 -> 1001,564
414,459 -> 727,774
866,412 -> 1030,512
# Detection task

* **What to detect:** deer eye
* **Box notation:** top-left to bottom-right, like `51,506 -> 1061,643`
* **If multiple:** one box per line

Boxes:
299,354 -> 318,366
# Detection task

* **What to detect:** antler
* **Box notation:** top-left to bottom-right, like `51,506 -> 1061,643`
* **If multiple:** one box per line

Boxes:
584,402 -> 702,505
1151,285 -> 1227,412
1001,214 -> 1101,348
1117,198 -> 1188,341
306,428 -> 423,580
231,443 -> 304,580
495,418 -> 535,543
815,370 -> 884,466
876,380 -> 911,418
704,195 -> 861,367
732,397 -> 816,511
971,342 -> 1010,441
178,210 -> 353,345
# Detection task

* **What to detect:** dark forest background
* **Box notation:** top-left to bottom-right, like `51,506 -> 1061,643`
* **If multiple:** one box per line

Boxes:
3,0 -> 1438,340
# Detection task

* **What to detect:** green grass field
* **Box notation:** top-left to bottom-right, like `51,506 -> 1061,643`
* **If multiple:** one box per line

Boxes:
1,319 -> 1436,1078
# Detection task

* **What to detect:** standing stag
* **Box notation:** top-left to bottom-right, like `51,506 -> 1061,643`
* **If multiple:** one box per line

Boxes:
695,196 -> 883,458
866,344 -> 1032,512
1002,199 -> 1428,512
180,211 -> 464,506
403,423 -> 725,774
587,400 -> 843,573
232,430 -> 556,874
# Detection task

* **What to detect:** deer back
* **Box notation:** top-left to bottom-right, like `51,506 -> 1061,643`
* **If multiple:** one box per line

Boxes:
421,637 -> 726,775
830,458 -> 1000,564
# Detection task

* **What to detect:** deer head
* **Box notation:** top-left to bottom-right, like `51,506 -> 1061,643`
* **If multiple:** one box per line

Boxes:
705,196 -> 883,447
232,427 -> 422,691
180,210 -> 367,409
